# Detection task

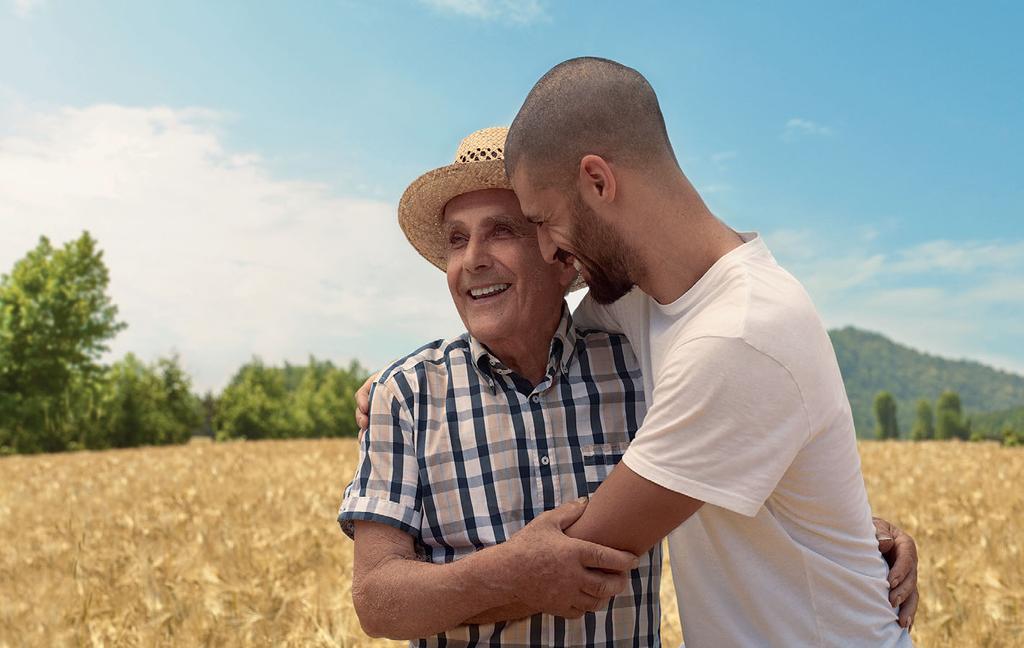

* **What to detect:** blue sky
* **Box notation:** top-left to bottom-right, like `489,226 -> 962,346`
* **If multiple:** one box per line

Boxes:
1,0 -> 1022,391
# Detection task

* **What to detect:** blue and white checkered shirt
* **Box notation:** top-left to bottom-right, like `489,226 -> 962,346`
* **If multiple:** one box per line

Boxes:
338,303 -> 660,647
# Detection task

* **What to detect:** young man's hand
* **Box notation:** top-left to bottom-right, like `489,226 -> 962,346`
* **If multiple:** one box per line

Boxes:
354,371 -> 379,435
874,517 -> 919,631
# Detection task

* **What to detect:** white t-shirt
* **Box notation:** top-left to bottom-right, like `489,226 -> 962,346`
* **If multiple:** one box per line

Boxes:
575,232 -> 911,647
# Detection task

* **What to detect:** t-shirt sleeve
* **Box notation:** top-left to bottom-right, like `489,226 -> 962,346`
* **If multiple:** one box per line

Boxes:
621,336 -> 810,517
337,378 -> 422,540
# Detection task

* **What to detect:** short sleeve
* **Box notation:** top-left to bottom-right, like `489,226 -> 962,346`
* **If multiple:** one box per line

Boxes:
337,379 -> 422,539
621,336 -> 810,517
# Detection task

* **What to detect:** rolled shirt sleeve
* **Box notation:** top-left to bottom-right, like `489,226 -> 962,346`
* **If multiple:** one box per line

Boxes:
621,335 -> 811,517
338,379 -> 422,539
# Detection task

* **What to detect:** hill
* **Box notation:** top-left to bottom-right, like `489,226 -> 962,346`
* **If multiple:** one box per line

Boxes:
971,406 -> 1024,438
828,327 -> 1024,437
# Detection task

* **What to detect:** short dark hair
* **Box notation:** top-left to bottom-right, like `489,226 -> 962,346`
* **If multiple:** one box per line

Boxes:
505,57 -> 676,187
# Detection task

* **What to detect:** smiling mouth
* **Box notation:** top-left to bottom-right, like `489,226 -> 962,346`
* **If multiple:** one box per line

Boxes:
468,283 -> 511,300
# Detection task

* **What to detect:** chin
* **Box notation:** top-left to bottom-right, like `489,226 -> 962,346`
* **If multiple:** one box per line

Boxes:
466,316 -> 510,345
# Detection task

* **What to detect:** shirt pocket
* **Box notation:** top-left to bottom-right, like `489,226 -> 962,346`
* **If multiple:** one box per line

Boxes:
580,441 -> 630,495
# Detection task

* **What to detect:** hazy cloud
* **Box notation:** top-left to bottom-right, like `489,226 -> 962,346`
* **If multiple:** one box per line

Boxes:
419,0 -> 548,23
0,103 -> 465,391
783,117 -> 834,140
710,150 -> 737,169
765,228 -> 1024,375
11,0 -> 43,17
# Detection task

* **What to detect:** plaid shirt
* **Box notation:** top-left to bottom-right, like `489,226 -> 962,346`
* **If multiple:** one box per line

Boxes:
338,304 -> 660,648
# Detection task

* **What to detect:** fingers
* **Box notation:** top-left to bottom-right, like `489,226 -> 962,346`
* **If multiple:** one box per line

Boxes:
873,517 -> 896,557
572,592 -> 606,613
544,498 -> 588,530
886,531 -> 918,589
581,571 -> 629,600
897,588 -> 918,630
578,540 -> 639,574
354,372 -> 380,432
888,559 -> 917,607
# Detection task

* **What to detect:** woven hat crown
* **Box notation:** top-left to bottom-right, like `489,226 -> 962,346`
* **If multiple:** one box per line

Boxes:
453,127 -> 507,164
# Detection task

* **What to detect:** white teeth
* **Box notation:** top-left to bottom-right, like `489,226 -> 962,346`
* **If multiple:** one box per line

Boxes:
573,259 -> 583,272
470,284 -> 510,298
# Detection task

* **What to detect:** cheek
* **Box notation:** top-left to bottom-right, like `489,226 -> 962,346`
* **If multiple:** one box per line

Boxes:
446,262 -> 461,299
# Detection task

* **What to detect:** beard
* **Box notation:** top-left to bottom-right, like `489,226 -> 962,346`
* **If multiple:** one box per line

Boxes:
569,193 -> 641,305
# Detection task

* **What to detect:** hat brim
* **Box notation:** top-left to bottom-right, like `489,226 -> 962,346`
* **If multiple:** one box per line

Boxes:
398,159 -> 587,291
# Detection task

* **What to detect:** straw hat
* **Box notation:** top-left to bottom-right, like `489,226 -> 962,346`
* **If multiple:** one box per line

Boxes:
399,127 -> 585,291
399,126 -> 512,271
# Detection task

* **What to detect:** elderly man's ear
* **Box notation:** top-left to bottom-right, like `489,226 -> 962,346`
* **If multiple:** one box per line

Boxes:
558,259 -> 579,293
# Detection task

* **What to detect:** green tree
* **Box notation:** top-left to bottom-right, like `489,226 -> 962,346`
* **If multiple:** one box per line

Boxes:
873,391 -> 900,440
214,358 -> 295,440
0,232 -> 125,453
95,353 -> 201,448
935,390 -> 968,440
213,357 -> 367,441
910,399 -> 935,441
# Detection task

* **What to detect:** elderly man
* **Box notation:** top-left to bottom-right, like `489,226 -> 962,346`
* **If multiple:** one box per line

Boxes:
343,126 -> 918,647
502,57 -> 916,645
339,127 -> 661,646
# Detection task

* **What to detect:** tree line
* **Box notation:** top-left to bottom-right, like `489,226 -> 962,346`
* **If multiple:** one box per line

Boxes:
0,232 -> 366,455
4,232 -> 1020,454
873,390 -> 1021,446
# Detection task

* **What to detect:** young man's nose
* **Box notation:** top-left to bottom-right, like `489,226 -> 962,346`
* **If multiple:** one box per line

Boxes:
536,226 -> 559,264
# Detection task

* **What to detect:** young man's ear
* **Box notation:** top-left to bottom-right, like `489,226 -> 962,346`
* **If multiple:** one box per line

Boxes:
578,155 -> 617,205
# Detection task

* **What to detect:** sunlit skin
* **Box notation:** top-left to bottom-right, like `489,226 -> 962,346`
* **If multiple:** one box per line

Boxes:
511,155 -> 743,306
443,188 -> 577,385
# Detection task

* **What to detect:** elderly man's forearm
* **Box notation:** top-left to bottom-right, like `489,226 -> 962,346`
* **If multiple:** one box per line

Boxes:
352,545 -> 519,639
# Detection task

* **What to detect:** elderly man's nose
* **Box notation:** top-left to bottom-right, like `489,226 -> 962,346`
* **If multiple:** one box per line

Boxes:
463,237 -> 491,271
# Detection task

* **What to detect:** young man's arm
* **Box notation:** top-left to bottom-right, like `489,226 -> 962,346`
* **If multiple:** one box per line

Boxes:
351,502 -> 638,640
560,336 -> 919,628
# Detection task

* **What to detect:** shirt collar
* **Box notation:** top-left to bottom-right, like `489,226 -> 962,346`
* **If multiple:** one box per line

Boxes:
469,301 -> 579,383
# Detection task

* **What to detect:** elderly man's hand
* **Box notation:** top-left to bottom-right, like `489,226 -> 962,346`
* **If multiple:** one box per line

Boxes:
874,516 -> 919,630
502,498 -> 638,619
354,371 -> 380,436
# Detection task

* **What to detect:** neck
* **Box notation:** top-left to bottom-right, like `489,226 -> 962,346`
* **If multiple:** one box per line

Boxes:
629,173 -> 744,305
482,308 -> 562,386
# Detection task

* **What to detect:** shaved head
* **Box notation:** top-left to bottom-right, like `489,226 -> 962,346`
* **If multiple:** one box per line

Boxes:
505,57 -> 676,188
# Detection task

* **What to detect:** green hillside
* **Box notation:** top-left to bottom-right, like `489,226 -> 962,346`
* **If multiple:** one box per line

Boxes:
971,406 -> 1024,438
828,327 -> 1024,437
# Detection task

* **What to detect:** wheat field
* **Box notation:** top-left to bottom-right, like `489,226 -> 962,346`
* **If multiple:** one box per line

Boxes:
0,439 -> 1021,647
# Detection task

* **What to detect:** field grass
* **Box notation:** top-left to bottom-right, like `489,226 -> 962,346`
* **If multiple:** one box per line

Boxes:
1,439 -> 1021,646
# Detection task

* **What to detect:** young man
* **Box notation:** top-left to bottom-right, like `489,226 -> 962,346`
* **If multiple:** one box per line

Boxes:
503,57 -> 915,645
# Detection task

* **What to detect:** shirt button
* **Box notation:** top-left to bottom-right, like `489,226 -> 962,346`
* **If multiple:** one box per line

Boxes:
540,455 -> 550,466
531,394 -> 540,403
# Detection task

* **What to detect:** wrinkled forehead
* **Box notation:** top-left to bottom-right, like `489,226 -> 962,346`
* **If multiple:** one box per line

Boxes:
442,188 -> 531,230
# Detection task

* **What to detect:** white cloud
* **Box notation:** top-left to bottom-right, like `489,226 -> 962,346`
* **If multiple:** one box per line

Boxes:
11,0 -> 42,17
783,117 -> 833,140
0,103 -> 465,391
419,0 -> 548,23
710,150 -> 737,169
765,227 -> 1024,375
698,183 -> 733,195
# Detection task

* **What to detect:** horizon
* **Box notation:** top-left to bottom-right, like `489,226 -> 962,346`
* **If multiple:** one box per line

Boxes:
2,1 -> 1022,391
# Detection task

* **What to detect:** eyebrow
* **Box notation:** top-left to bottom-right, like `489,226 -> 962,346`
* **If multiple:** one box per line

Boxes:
443,214 -> 533,235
